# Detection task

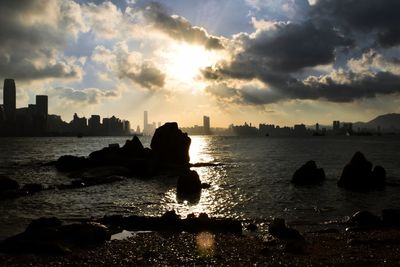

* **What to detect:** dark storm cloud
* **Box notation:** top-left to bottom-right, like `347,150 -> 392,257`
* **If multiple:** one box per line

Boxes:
202,0 -> 400,105
244,21 -> 352,72
142,2 -> 224,50
0,0 -> 84,81
206,70 -> 400,105
312,0 -> 400,47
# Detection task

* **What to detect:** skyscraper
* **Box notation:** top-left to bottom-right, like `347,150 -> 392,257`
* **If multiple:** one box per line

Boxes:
36,95 -> 48,117
144,110 -> 148,133
203,115 -> 210,134
3,79 -> 16,122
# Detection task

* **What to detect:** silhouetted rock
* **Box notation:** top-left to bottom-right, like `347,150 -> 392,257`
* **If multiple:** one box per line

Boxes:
120,136 -> 145,157
382,209 -> 400,226
349,211 -> 381,227
268,218 -> 304,240
0,218 -> 110,254
58,222 -> 110,247
151,122 -> 191,165
291,160 -> 326,185
201,182 -> 211,189
21,183 -> 44,194
98,211 -> 242,234
0,176 -> 19,192
338,152 -> 386,191
177,170 -> 202,201
26,217 -> 62,232
88,144 -> 121,165
55,155 -> 87,172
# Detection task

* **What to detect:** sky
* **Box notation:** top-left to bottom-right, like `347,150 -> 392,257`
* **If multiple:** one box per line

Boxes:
1,0 -> 400,128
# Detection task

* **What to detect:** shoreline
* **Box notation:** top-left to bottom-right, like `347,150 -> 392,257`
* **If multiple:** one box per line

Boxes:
1,224 -> 400,266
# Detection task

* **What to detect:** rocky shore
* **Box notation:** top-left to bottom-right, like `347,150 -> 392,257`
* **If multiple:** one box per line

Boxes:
1,223 -> 400,266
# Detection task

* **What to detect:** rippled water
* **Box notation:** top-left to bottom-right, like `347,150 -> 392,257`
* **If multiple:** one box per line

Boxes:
1,135 -> 400,239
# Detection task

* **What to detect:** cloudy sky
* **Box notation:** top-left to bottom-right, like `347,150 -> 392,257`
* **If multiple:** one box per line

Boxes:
1,0 -> 400,127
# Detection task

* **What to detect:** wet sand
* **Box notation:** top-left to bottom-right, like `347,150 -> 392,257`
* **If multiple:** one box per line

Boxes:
1,227 -> 400,266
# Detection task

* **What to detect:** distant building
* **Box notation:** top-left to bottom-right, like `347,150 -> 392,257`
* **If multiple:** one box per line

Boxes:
203,116 -> 210,134
333,120 -> 340,132
144,111 -> 148,133
3,79 -> 16,122
88,115 -> 101,133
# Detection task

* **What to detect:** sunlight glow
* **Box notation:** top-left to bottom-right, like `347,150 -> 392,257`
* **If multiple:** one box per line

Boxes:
161,43 -> 223,85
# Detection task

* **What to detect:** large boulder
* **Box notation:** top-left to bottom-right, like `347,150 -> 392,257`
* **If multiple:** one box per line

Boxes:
349,211 -> 381,227
338,152 -> 386,191
58,222 -> 110,247
55,155 -> 87,172
0,218 -> 110,254
0,176 -> 19,192
291,160 -> 325,185
176,170 -> 202,202
120,136 -> 145,157
150,122 -> 191,165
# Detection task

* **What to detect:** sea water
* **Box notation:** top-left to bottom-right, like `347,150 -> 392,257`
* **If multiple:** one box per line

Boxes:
0,135 -> 400,239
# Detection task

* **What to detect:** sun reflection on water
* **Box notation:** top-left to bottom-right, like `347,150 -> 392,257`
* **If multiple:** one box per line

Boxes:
158,136 -> 231,218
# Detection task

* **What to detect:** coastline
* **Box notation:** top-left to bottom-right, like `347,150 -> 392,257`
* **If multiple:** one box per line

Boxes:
1,224 -> 400,266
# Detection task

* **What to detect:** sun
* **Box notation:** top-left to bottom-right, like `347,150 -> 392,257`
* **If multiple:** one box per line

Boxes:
160,43 -> 223,85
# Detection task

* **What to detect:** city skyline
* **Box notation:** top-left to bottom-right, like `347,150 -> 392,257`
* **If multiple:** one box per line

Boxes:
0,1 -> 399,127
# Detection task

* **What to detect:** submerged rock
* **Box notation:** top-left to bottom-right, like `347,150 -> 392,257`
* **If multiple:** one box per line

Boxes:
151,122 -> 191,165
338,152 -> 386,191
291,160 -> 325,185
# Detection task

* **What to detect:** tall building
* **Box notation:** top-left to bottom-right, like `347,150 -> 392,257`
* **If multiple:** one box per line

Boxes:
203,115 -> 210,134
144,110 -> 148,131
3,79 -> 16,122
333,120 -> 340,132
88,115 -> 101,133
36,95 -> 48,117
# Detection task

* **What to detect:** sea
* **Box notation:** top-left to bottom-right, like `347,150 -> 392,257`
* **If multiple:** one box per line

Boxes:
1,135 -> 400,239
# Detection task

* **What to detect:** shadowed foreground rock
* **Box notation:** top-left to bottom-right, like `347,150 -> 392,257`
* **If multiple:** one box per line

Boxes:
0,176 -> 19,192
291,160 -> 325,185
338,151 -> 386,191
99,210 -> 242,235
0,217 -> 110,254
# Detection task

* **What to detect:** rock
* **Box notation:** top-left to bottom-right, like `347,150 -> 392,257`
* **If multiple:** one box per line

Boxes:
0,175 -> 19,192
338,152 -> 386,191
1,218 -> 110,254
150,122 -> 191,165
382,209 -> 400,226
25,217 -> 62,232
88,145 -> 121,165
246,223 -> 258,231
349,211 -> 381,227
201,183 -> 211,189
55,155 -> 87,172
268,218 -> 304,240
21,183 -> 44,194
291,160 -> 326,185
120,136 -> 145,157
58,222 -> 111,247
176,170 -> 202,201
